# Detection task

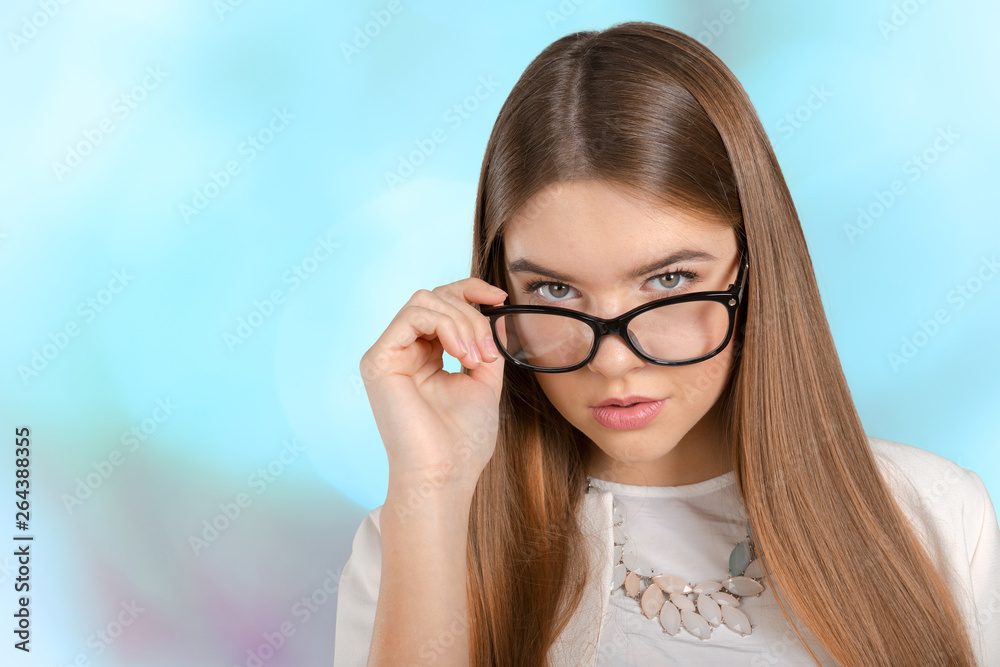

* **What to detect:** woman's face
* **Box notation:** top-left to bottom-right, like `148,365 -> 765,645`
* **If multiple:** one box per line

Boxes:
503,178 -> 743,486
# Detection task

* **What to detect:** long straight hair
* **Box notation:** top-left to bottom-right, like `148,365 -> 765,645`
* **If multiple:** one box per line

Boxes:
463,21 -> 977,666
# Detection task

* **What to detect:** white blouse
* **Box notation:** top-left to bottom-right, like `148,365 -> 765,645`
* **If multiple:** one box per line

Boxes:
333,436 -> 1000,666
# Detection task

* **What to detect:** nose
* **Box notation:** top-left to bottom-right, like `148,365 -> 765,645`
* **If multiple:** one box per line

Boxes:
585,331 -> 646,377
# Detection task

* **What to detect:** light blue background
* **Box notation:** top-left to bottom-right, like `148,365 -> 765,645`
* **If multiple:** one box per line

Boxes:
1,0 -> 997,664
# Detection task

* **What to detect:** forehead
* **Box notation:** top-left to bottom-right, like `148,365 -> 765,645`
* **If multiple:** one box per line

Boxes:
503,179 -> 734,285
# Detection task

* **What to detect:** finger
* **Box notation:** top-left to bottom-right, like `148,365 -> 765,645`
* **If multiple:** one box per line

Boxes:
434,290 -> 505,365
419,284 -> 508,368
412,291 -> 490,369
441,277 -> 509,306
437,278 -> 508,348
439,279 -> 509,315
365,303 -> 469,380
411,337 -> 445,385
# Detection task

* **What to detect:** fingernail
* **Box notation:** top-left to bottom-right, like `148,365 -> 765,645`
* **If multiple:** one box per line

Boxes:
457,336 -> 469,355
470,344 -> 482,363
482,336 -> 499,359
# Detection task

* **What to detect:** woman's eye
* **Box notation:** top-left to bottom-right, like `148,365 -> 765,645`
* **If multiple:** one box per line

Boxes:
532,283 -> 575,300
520,279 -> 577,301
650,271 -> 690,291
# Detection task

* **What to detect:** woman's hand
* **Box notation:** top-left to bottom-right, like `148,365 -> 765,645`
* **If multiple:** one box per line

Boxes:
359,278 -> 508,491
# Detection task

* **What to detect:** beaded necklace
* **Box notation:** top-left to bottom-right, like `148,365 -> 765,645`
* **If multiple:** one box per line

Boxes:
587,476 -> 767,640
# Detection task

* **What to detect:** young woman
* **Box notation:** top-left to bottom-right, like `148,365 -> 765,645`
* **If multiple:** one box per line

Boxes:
335,21 -> 1000,667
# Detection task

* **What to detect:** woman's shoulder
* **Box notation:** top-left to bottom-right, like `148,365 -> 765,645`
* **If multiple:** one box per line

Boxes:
868,433 -> 968,472
865,435 -> 1000,665
866,434 -> 987,505
865,434 -> 993,564
866,434 -> 987,513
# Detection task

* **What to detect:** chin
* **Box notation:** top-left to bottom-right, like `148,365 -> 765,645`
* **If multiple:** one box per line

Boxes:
591,430 -> 680,463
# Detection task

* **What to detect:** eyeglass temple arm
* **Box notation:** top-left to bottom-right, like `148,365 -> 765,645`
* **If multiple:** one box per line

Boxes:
731,256 -> 748,302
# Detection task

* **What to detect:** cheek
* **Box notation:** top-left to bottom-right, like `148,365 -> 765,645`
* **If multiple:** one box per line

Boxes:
669,346 -> 735,405
534,374 -> 585,418
535,374 -> 569,403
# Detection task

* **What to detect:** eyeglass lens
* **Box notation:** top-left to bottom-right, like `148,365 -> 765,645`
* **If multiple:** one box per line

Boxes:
494,300 -> 730,369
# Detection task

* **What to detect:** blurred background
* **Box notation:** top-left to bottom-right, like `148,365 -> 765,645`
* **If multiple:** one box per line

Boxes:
1,0 -> 997,664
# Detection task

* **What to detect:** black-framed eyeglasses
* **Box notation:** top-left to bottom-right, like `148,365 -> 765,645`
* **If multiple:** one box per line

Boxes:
479,253 -> 748,373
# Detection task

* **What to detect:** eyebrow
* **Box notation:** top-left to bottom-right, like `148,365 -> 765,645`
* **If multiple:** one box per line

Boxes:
506,249 -> 719,284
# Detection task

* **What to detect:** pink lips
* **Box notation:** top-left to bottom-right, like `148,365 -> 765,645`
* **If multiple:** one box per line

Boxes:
590,399 -> 666,430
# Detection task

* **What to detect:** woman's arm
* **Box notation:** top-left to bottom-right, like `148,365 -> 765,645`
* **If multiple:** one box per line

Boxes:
358,278 -> 506,665
367,470 -> 477,666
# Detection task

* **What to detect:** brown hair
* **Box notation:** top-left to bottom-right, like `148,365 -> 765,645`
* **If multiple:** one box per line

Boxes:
462,21 -> 977,666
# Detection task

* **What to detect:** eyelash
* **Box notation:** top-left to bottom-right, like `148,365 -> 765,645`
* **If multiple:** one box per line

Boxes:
521,268 -> 700,300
